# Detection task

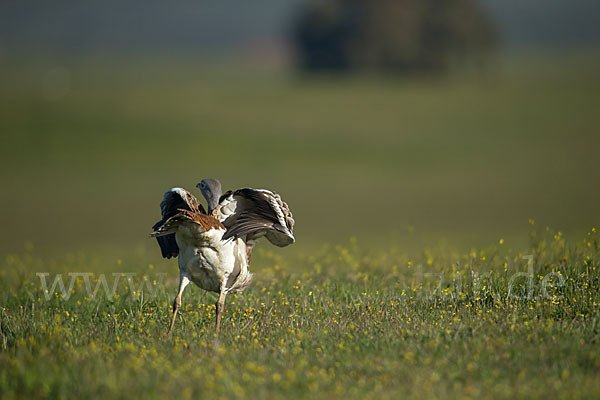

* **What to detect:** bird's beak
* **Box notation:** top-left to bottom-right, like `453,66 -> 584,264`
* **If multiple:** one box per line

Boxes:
195,183 -> 202,189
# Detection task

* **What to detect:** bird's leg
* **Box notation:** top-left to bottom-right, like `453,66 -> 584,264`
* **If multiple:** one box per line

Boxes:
167,275 -> 190,336
167,297 -> 181,336
215,291 -> 227,335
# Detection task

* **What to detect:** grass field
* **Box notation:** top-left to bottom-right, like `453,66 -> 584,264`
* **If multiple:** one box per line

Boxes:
1,51 -> 599,398
1,227 -> 599,399
1,51 -> 599,253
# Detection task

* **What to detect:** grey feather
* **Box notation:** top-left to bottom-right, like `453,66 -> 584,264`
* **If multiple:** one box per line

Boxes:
220,188 -> 295,247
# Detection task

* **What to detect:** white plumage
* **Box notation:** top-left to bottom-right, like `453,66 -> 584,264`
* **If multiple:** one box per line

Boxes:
150,179 -> 294,335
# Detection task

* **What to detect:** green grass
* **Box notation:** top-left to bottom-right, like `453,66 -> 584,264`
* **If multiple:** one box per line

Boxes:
1,227 -> 599,399
0,51 -> 599,253
1,51 -> 600,398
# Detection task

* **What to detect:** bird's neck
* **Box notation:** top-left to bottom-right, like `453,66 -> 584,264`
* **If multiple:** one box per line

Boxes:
206,194 -> 220,215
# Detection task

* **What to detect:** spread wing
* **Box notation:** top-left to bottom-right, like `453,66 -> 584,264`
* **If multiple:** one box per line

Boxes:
151,188 -> 205,259
218,188 -> 295,247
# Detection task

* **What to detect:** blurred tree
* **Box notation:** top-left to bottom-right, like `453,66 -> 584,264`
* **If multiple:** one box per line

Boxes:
292,0 -> 497,73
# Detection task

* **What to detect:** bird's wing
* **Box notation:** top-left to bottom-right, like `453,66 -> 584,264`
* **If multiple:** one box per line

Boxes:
151,188 -> 206,258
218,188 -> 295,247
160,187 -> 204,218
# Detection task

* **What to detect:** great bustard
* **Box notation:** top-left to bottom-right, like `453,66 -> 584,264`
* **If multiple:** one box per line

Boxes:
150,179 -> 295,335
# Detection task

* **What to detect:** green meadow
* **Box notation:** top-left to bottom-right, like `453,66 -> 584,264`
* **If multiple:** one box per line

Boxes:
1,51 -> 599,398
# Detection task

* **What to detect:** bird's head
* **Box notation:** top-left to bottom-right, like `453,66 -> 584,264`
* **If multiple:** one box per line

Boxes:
196,178 -> 222,212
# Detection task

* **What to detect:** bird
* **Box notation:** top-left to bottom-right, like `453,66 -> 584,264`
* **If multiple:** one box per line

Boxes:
150,178 -> 295,335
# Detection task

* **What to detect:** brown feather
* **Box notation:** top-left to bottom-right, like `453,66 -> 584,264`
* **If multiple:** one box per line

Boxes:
178,209 -> 225,231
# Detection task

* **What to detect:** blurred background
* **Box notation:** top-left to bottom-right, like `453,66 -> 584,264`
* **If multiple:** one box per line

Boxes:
0,0 -> 599,257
